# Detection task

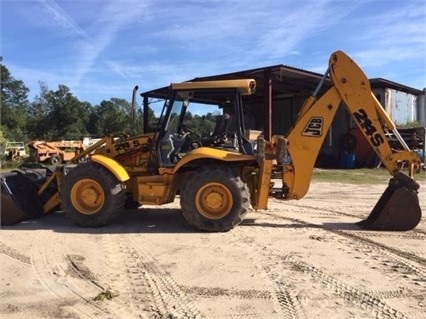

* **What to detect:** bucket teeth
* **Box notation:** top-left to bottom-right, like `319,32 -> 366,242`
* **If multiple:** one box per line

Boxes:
358,174 -> 422,231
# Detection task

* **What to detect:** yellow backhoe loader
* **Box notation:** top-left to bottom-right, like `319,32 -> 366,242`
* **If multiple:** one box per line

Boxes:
1,51 -> 422,231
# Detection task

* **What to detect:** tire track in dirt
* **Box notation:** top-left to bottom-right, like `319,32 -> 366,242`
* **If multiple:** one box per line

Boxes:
229,233 -> 305,319
178,285 -> 272,300
283,255 -> 411,319
329,229 -> 426,274
263,212 -> 426,278
0,241 -> 31,265
30,230 -> 108,318
100,233 -> 203,319
243,205 -> 425,318
233,229 -> 413,319
278,202 -> 426,241
126,234 -> 203,319
99,233 -> 153,319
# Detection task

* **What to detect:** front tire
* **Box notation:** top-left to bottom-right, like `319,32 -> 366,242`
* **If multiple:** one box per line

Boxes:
180,165 -> 250,232
60,161 -> 126,227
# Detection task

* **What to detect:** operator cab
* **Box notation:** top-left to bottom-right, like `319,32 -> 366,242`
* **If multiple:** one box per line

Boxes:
157,97 -> 194,166
142,79 -> 257,168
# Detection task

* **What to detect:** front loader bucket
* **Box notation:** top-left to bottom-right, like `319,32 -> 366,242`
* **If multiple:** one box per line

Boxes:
358,173 -> 422,231
0,171 -> 44,225
1,183 -> 26,225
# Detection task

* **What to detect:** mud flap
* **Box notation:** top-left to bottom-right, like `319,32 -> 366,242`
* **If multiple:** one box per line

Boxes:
0,171 -> 44,225
358,173 -> 422,231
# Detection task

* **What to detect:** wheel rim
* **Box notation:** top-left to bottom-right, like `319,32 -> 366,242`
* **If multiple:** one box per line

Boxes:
195,182 -> 232,220
70,179 -> 105,215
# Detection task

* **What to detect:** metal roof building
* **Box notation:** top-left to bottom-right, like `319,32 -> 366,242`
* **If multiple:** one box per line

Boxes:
142,65 -> 425,167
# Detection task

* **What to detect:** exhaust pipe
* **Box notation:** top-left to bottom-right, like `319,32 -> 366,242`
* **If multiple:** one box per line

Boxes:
358,173 -> 422,231
130,85 -> 139,136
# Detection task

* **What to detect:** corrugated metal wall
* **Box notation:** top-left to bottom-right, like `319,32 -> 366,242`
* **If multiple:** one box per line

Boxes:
373,88 -> 418,125
418,89 -> 426,127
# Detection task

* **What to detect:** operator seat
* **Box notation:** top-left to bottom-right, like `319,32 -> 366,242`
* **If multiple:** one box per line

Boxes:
212,113 -> 230,138
201,113 -> 230,147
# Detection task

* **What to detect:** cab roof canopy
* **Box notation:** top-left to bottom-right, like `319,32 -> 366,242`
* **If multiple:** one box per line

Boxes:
141,64 -> 422,104
141,64 -> 331,105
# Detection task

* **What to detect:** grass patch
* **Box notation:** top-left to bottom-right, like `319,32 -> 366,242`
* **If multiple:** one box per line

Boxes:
93,290 -> 118,301
311,168 -> 392,184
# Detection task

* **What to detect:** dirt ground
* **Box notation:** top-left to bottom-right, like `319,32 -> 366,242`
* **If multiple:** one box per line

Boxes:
1,177 -> 425,319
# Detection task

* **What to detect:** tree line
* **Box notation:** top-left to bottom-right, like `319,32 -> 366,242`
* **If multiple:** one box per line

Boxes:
1,63 -> 218,149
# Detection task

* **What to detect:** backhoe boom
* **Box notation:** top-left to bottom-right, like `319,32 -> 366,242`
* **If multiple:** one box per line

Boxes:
268,50 -> 422,231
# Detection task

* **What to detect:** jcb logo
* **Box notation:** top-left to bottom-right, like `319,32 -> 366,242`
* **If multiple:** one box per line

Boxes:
302,117 -> 323,137
353,108 -> 384,147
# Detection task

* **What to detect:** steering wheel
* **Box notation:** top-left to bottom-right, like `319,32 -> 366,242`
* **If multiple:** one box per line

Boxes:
180,124 -> 200,137
178,124 -> 201,150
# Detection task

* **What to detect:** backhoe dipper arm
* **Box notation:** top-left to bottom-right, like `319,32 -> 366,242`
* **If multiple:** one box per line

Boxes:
279,51 -> 422,200
273,50 -> 422,231
329,51 -> 421,177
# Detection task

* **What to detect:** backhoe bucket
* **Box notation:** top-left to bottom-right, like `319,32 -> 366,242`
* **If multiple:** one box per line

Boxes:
358,173 -> 422,231
0,171 -> 44,225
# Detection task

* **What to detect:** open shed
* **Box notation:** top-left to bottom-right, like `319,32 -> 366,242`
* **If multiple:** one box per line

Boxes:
141,65 -> 424,168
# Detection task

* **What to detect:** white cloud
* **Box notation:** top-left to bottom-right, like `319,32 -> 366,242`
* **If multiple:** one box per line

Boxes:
2,0 -> 425,104
40,0 -> 86,37
36,0 -> 152,87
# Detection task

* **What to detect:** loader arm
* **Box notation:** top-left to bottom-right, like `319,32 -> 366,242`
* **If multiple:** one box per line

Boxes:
272,50 -> 422,231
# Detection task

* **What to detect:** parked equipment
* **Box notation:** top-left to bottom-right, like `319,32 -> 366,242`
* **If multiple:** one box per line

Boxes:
3,142 -> 27,161
28,140 -> 86,165
1,51 -> 422,231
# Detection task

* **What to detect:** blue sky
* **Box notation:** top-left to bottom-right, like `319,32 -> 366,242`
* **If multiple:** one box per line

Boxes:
1,0 -> 425,106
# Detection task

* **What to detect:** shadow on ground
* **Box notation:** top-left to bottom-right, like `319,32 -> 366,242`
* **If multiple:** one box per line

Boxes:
1,207 -> 196,234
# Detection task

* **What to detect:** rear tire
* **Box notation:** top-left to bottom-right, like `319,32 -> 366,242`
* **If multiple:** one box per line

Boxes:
180,165 -> 250,232
49,155 -> 62,166
60,161 -> 126,227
